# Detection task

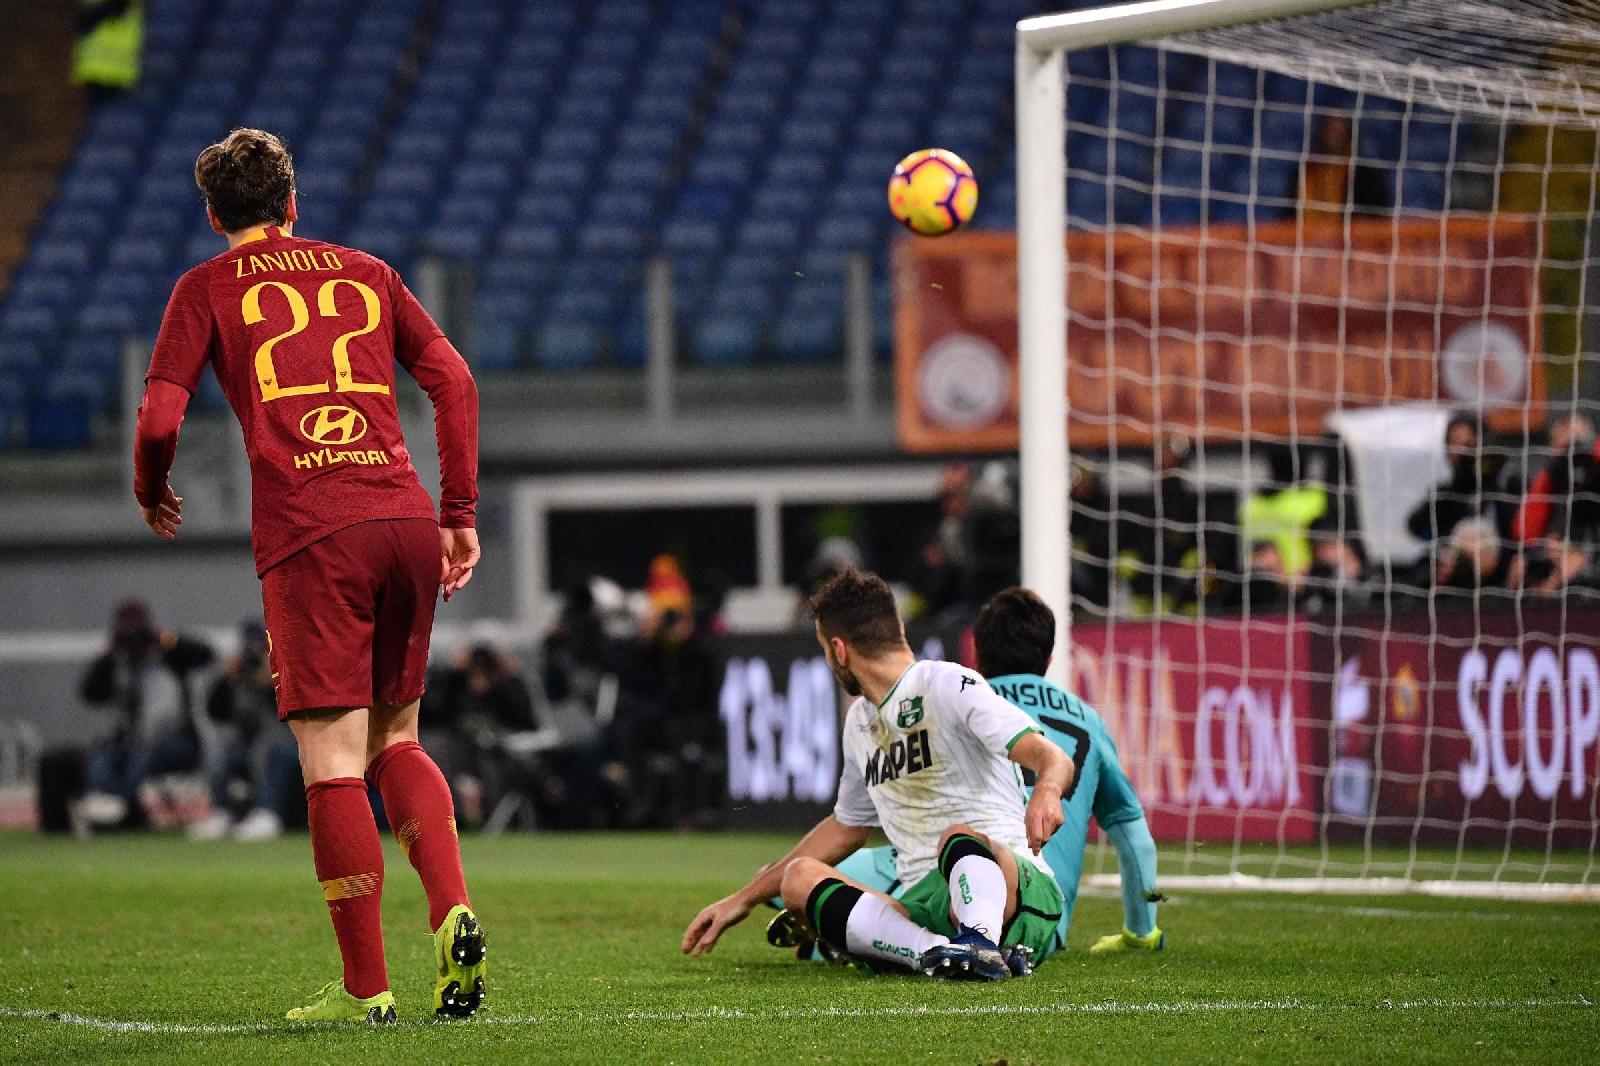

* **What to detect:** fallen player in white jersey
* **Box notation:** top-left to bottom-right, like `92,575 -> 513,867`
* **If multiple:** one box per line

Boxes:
766,586 -> 1164,962
681,568 -> 1074,981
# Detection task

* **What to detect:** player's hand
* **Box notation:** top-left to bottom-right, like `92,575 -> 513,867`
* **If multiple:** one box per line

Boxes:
681,893 -> 753,957
139,485 -> 184,541
1024,787 -> 1065,854
440,526 -> 481,601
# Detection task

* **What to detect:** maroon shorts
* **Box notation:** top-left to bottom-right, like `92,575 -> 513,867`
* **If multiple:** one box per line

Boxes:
261,517 -> 440,718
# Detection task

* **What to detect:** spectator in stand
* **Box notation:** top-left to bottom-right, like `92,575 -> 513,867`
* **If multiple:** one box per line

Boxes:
541,580 -> 626,828
610,556 -> 725,828
1069,458 -> 1114,610
1407,413 -> 1499,544
794,536 -> 864,627
1236,444 -> 1323,610
1303,529 -> 1371,613
80,600 -> 214,830
964,461 -> 1021,607
434,644 -> 539,742
1233,441 -> 1368,613
1298,113 -> 1390,226
1436,516 -> 1510,593
1511,414 -> 1600,544
1508,414 -> 1600,597
190,620 -> 301,841
423,642 -> 585,827
909,462 -> 973,621
542,581 -> 615,710
1130,433 -> 1202,615
1240,538 -> 1297,611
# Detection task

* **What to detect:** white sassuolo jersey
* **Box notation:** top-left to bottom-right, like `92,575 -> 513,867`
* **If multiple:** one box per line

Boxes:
833,659 -> 1048,884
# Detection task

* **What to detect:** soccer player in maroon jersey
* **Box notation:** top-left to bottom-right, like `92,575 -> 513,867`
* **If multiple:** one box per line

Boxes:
132,129 -> 487,1023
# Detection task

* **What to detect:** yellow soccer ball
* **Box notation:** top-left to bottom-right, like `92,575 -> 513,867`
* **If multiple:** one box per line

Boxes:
887,148 -> 978,236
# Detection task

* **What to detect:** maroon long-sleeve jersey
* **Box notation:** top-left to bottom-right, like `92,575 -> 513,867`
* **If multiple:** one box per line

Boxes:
138,225 -> 478,575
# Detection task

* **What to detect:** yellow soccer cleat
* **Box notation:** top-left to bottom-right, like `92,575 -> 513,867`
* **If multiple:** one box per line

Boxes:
1089,926 -> 1166,955
434,904 -> 488,1018
285,979 -> 397,1023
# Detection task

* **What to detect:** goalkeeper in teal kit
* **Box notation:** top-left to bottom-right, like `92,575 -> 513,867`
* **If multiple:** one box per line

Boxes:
976,587 -> 1163,954
768,586 -> 1161,959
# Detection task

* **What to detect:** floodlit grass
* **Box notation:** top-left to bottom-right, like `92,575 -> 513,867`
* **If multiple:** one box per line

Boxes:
1,832 -> 1595,1064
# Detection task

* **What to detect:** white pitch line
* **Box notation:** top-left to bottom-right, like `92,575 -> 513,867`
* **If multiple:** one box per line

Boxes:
2,997 -> 1591,1035
1198,897 -> 1531,922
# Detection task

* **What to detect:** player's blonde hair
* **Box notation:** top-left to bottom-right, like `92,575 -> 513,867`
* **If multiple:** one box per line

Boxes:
194,128 -> 295,232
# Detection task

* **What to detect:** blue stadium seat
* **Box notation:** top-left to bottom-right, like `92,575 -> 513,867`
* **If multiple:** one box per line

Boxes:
424,223 -> 489,260
661,217 -> 723,254
473,319 -> 525,371
605,157 -> 672,193
579,223 -> 647,256
26,394 -> 93,450
692,313 -> 760,366
499,222 -> 567,257
735,218 -> 802,252
61,332 -> 121,377
4,304 -> 61,339
7,272 -> 76,312
774,282 -> 842,364
1398,168 -> 1448,212
0,0 -> 1497,435
535,320 -> 602,370
0,338 -> 44,379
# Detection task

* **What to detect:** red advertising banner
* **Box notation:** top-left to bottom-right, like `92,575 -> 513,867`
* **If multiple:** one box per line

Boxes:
1321,608 -> 1600,847
1064,617 -> 1320,844
894,218 -> 1543,452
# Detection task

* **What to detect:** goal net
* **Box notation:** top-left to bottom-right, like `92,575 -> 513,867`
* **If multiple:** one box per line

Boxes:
1015,0 -> 1600,900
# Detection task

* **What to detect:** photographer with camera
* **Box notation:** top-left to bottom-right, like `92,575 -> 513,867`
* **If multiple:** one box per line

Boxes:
190,620 -> 302,841
80,600 -> 214,830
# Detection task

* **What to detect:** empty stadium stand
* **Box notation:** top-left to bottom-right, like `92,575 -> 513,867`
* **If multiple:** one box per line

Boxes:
0,0 -> 1465,449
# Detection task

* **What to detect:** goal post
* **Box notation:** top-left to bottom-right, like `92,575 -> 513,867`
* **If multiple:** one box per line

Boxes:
1014,0 -> 1600,899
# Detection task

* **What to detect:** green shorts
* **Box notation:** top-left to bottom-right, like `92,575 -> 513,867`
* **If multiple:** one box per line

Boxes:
898,850 -> 1064,964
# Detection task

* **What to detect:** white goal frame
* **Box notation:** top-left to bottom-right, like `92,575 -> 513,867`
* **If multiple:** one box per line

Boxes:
1013,0 -> 1600,902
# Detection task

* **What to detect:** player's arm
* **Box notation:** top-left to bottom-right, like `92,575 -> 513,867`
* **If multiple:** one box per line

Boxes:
1009,731 -> 1072,854
133,379 -> 190,539
391,272 -> 481,600
956,673 -> 1074,853
134,270 -> 213,539
681,814 -> 871,957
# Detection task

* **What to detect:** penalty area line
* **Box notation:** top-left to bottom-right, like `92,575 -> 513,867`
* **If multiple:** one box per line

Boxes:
2,997 -> 1591,1035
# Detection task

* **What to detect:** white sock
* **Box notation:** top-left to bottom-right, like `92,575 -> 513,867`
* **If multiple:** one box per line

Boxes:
949,853 -> 1007,942
843,894 -> 948,970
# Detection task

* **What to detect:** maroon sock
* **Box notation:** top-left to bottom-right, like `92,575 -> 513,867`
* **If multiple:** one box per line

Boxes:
305,777 -> 388,999
368,740 -> 470,930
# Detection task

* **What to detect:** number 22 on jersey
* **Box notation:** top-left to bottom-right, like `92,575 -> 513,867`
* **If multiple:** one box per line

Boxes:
243,278 -> 390,402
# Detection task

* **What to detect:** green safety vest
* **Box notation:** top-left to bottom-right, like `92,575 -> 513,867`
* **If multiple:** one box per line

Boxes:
73,1 -> 143,89
1240,485 -> 1328,575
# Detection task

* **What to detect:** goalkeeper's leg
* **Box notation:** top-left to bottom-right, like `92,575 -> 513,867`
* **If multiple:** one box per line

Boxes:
1089,815 -> 1164,954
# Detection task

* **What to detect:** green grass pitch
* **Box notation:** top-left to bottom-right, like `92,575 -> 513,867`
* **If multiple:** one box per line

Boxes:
1,832 -> 1595,1065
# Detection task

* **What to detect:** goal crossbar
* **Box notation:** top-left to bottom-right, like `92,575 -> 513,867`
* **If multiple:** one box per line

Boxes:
1017,0 -> 1376,55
